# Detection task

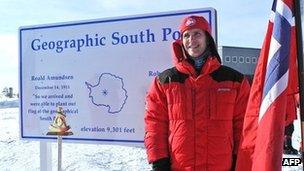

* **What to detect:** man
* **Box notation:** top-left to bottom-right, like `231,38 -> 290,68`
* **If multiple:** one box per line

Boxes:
283,94 -> 298,155
144,15 -> 250,170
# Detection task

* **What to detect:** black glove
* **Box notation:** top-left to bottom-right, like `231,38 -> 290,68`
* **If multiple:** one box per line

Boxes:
152,157 -> 171,171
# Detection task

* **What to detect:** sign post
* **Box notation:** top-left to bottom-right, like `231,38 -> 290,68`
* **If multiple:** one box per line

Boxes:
58,136 -> 62,171
47,107 -> 73,170
40,141 -> 52,171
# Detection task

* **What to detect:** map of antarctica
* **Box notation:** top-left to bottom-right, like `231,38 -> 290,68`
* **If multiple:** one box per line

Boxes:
85,73 -> 128,114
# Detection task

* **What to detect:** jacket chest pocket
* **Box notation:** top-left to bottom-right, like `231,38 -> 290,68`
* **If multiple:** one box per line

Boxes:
166,86 -> 192,120
210,88 -> 237,120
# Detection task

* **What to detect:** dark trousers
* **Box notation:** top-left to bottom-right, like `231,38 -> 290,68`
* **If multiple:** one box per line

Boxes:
285,123 -> 294,137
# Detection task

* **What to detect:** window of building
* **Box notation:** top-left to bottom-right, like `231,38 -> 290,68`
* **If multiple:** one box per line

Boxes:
245,56 -> 251,63
225,56 -> 230,62
252,57 -> 257,63
239,56 -> 244,63
232,56 -> 237,63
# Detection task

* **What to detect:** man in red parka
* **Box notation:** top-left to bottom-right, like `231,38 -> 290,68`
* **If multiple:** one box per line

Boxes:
144,15 -> 251,171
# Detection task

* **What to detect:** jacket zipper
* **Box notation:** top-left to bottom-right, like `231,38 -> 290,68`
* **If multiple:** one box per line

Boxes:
192,87 -> 196,170
206,90 -> 210,171
192,88 -> 196,117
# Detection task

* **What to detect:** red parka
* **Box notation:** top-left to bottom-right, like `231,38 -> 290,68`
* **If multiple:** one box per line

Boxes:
144,41 -> 251,171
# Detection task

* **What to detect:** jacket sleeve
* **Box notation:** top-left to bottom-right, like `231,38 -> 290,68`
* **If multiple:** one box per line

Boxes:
233,77 -> 250,154
144,77 -> 169,163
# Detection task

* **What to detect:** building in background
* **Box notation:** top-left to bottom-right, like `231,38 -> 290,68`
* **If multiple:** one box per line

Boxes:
218,46 -> 260,84
218,0 -> 302,83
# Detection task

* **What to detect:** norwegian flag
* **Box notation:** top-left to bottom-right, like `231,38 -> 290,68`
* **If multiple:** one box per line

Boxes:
236,0 -> 298,171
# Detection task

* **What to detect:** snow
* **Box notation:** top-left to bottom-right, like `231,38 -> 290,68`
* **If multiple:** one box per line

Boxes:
0,106 -> 151,170
282,112 -> 303,171
0,98 -> 302,170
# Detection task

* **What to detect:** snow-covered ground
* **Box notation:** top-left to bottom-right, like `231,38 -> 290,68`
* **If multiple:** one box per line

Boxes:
0,98 -> 302,170
0,106 -> 150,171
282,111 -> 303,171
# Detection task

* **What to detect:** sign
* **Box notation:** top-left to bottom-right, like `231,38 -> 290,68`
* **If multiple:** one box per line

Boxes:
19,8 -> 217,145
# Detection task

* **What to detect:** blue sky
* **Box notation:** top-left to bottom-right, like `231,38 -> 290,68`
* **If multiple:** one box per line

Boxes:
0,0 -> 283,91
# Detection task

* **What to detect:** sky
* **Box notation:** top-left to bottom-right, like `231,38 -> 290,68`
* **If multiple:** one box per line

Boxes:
0,0 -> 291,92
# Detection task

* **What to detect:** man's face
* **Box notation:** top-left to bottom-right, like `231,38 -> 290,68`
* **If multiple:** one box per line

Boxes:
182,28 -> 207,58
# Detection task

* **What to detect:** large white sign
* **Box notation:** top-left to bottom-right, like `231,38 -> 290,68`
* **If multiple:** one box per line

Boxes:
19,8 -> 217,145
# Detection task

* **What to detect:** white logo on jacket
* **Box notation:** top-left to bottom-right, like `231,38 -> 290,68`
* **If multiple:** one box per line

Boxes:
217,88 -> 231,92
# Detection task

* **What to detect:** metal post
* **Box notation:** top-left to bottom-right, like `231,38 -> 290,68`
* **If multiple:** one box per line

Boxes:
40,141 -> 52,171
293,0 -> 304,170
58,136 -> 62,171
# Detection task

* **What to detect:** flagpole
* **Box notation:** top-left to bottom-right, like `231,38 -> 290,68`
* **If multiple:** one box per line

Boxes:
294,0 -> 304,166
